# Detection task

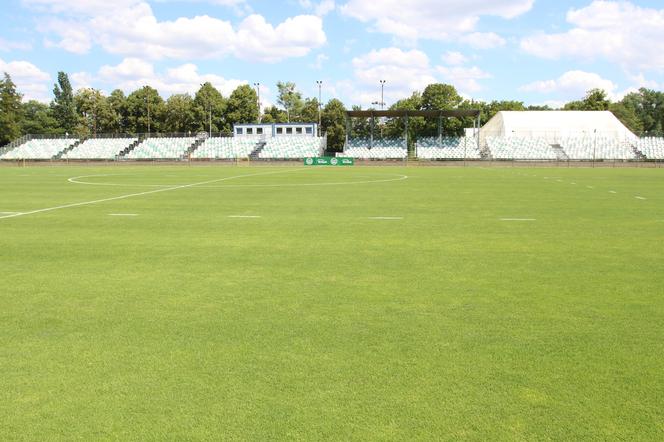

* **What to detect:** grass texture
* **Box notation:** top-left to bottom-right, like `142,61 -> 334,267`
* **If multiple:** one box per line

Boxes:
1,164 -> 663,440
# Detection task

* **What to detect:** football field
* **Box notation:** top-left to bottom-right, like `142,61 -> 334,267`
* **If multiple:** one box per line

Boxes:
1,164 -> 663,440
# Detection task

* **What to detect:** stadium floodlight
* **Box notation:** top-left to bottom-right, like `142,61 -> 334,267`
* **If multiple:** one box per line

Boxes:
200,84 -> 212,137
253,83 -> 261,123
316,81 -> 323,136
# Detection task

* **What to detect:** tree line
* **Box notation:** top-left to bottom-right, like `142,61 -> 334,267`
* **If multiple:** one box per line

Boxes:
1,71 -> 663,151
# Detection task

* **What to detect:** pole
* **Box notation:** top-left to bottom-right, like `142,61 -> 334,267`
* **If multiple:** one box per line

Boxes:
254,83 -> 261,123
147,97 -> 150,136
316,81 -> 322,137
209,104 -> 212,138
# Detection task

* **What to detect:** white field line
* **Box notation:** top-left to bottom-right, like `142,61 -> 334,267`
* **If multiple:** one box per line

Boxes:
67,173 -> 409,189
609,191 -> 617,194
635,196 -> 647,200
0,211 -> 21,215
109,213 -> 139,217
587,186 -> 595,189
228,215 -> 261,219
0,169 -> 307,221
368,217 -> 403,220
500,218 -> 536,222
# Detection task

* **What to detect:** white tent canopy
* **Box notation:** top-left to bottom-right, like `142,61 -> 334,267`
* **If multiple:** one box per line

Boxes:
480,111 -> 636,142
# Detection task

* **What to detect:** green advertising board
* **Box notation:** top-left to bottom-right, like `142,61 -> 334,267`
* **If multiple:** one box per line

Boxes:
304,157 -> 355,166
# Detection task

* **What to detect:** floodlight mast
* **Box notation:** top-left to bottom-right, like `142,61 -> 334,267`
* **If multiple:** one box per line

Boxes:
371,80 -> 387,137
316,80 -> 323,137
200,83 -> 212,137
254,82 -> 261,123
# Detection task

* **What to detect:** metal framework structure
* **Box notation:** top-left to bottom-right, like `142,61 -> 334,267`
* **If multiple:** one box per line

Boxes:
345,109 -> 482,150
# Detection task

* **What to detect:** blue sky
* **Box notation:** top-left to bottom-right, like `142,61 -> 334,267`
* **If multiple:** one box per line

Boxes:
1,0 -> 663,108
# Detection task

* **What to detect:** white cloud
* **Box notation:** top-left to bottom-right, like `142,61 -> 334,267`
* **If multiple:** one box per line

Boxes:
310,53 -> 329,70
300,0 -> 336,16
84,58 -> 247,97
0,57 -> 51,101
437,65 -> 491,93
442,51 -> 468,66
346,47 -> 490,106
0,38 -> 32,52
520,70 -> 622,100
459,32 -> 506,49
521,1 -> 664,71
340,0 -> 532,44
26,0 -> 326,63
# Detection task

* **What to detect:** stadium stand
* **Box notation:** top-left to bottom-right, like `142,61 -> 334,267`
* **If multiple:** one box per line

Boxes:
125,137 -> 196,159
342,137 -> 407,159
191,137 -> 259,159
636,137 -> 664,159
560,136 -> 636,160
417,137 -> 482,159
258,136 -> 323,159
0,138 -> 77,160
486,137 -> 558,160
66,138 -> 137,159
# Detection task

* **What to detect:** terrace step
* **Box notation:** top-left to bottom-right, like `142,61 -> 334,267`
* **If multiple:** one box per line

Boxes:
184,138 -> 206,158
119,138 -> 143,158
551,144 -> 570,161
249,141 -> 266,159
54,138 -> 85,159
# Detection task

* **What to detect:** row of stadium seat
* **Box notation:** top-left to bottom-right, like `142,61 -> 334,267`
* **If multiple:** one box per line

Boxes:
487,137 -> 558,160
1,138 -> 78,159
4,136 -> 664,160
192,137 -> 259,159
635,137 -> 664,159
417,137 -> 482,159
259,137 -> 322,159
559,136 -> 635,160
65,138 -> 137,159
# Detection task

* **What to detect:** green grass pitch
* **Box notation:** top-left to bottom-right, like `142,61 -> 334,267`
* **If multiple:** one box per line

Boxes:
1,164 -> 663,440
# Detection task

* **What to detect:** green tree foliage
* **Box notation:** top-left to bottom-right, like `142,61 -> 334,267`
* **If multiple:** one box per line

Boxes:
51,72 -> 78,134
21,100 -> 59,135
126,86 -> 164,134
276,81 -> 303,122
194,83 -> 227,134
107,89 -> 129,133
299,98 -> 321,124
226,84 -> 258,127
164,94 -> 197,134
320,99 -> 346,152
74,88 -> 118,136
0,72 -> 23,145
564,89 -> 610,111
261,106 -> 288,124
619,88 -> 664,136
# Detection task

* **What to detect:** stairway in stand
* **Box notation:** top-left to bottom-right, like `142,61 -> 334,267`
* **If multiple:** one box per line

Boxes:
249,140 -> 266,160
54,138 -> 85,159
118,138 -> 143,158
184,138 -> 206,158
632,144 -> 647,160
551,144 -> 570,161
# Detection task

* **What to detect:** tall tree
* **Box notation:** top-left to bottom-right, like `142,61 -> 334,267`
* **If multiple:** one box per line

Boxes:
226,84 -> 258,127
164,94 -> 196,133
21,100 -> 59,135
51,72 -> 78,134
0,73 -> 23,145
299,98 -> 321,124
126,86 -> 164,134
107,89 -> 128,133
261,105 -> 288,124
194,83 -> 227,134
276,81 -> 303,122
320,99 -> 346,152
564,89 -> 611,111
74,88 -> 116,136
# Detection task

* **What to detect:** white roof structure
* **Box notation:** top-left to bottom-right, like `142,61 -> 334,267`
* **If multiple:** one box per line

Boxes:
481,111 -> 636,142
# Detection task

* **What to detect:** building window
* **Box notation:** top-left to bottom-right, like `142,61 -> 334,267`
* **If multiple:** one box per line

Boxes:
247,128 -> 253,135
306,127 -> 313,134
296,127 -> 303,134
286,127 -> 293,134
237,128 -> 243,135
257,128 -> 263,135
277,127 -> 283,134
